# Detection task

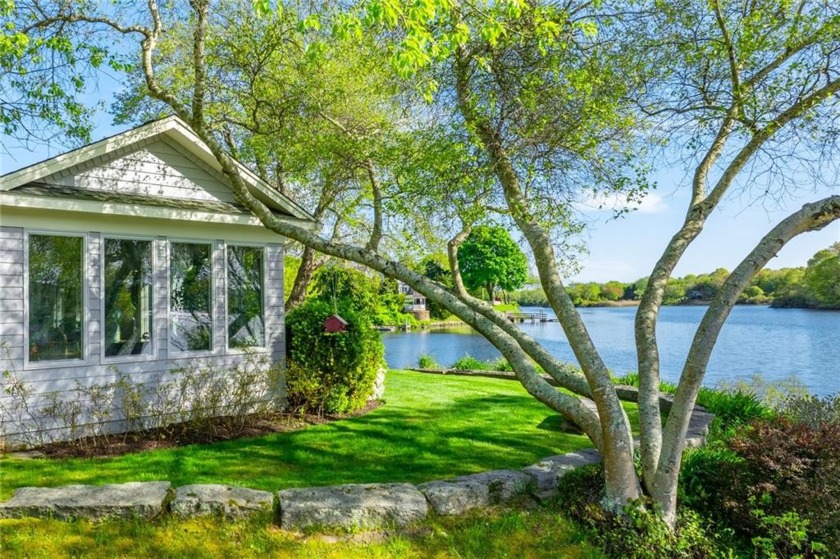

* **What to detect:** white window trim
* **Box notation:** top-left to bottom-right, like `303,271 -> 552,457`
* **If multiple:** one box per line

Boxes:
224,242 -> 268,353
100,235 -> 159,364
167,238 -> 218,357
23,229 -> 88,370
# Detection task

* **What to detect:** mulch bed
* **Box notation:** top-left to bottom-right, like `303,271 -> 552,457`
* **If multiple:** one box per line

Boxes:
26,401 -> 381,460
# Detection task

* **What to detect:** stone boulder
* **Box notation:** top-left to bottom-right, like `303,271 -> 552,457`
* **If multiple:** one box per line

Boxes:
522,449 -> 602,501
170,484 -> 274,519
0,481 -> 170,521
278,483 -> 427,531
418,470 -> 534,516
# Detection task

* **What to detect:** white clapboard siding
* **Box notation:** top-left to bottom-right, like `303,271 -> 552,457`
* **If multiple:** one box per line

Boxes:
0,225 -> 286,447
41,139 -> 239,205
265,244 -> 286,363
0,228 -> 24,365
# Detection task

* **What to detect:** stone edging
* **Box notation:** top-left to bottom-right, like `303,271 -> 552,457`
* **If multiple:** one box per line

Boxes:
0,391 -> 714,532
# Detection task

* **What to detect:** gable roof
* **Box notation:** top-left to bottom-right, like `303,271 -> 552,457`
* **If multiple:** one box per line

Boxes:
0,115 -> 315,224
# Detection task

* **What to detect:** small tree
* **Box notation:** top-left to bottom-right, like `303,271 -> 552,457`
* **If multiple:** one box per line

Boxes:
458,226 -> 528,302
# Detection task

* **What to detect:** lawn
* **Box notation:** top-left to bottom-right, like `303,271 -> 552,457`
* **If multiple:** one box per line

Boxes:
0,505 -> 605,558
0,369 -> 629,558
0,370 -> 628,500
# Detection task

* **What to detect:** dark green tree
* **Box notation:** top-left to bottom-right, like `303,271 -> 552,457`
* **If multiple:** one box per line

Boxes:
458,226 -> 528,302
804,243 -> 840,309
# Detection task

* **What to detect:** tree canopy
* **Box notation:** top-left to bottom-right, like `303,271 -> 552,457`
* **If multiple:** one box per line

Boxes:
458,226 -> 528,301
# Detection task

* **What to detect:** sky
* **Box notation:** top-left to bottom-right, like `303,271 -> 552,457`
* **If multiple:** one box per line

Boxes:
2,76 -> 838,284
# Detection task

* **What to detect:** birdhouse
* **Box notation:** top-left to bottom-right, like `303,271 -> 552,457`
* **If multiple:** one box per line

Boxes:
324,314 -> 349,333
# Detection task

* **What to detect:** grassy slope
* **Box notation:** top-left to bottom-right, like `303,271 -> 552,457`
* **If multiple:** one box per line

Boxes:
0,370 -> 635,499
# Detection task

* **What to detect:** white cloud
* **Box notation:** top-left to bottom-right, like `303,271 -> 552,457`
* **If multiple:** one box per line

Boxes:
576,192 -> 667,214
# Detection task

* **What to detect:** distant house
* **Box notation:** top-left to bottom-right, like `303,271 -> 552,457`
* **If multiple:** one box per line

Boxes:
398,282 -> 429,321
0,116 -> 315,445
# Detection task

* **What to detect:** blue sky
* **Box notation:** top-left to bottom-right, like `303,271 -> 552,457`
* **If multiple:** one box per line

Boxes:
2,79 -> 837,284
572,170 -> 839,282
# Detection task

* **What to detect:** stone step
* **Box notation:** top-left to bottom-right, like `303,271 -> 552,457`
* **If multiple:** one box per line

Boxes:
278,483 -> 428,531
0,481 -> 170,521
522,449 -> 602,502
171,484 -> 274,519
418,469 -> 534,516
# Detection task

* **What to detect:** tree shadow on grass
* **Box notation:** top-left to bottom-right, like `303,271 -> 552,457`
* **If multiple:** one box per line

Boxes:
0,392 -> 596,496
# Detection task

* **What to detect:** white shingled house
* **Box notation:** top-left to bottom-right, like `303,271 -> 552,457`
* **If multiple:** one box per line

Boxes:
0,116 -> 315,447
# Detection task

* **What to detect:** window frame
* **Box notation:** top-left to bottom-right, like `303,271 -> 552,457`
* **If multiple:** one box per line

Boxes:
167,238 -> 218,357
100,235 -> 158,364
224,242 -> 268,353
23,229 -> 88,370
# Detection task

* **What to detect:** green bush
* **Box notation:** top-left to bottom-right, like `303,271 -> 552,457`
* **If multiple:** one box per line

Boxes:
777,393 -> 840,428
695,388 -> 773,433
556,464 -> 720,558
681,416 -> 840,555
488,357 -> 514,372
285,299 -> 384,415
417,354 -> 440,369
451,354 -> 489,371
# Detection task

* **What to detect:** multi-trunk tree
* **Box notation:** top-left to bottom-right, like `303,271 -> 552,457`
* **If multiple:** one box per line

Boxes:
4,0 -> 839,527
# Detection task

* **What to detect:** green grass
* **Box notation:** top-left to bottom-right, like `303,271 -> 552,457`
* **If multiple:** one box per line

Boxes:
0,505 -> 605,558
0,370 -> 633,500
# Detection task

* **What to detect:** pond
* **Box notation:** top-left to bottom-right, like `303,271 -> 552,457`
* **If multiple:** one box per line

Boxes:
383,305 -> 840,395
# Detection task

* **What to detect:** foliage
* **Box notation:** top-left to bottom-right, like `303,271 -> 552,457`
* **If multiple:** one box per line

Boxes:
715,374 -> 810,411
776,392 -> 840,428
283,255 -> 302,297
513,253 -> 840,307
450,354 -> 489,371
1,353 -> 282,450
4,0 -> 840,532
309,265 -> 381,317
419,256 -> 454,320
285,299 -> 384,414
458,226 -> 528,301
416,354 -> 440,369
802,242 -> 840,309
510,287 -> 549,307
556,465 -> 721,559
694,389 -> 773,432
681,416 -> 840,555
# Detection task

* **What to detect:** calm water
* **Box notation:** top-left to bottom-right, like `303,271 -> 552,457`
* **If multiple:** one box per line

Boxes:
383,306 -> 840,395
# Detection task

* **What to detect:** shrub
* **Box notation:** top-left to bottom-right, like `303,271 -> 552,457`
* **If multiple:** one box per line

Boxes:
1,353 -> 282,450
450,354 -> 489,371
727,417 -> 840,552
488,357 -> 514,372
681,416 -> 840,554
695,388 -> 773,433
715,374 -> 810,410
417,354 -> 440,369
285,299 -> 385,415
777,393 -> 840,428
556,464 -> 720,558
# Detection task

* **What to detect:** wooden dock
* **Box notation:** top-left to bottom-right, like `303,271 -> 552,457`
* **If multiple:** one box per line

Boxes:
505,311 -> 550,323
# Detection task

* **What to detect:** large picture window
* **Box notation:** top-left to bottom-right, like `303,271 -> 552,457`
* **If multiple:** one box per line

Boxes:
28,234 -> 84,362
227,245 -> 264,348
170,242 -> 213,352
104,239 -> 153,357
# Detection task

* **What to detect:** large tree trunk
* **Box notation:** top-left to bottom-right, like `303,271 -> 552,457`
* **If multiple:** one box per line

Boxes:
649,196 -> 840,525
